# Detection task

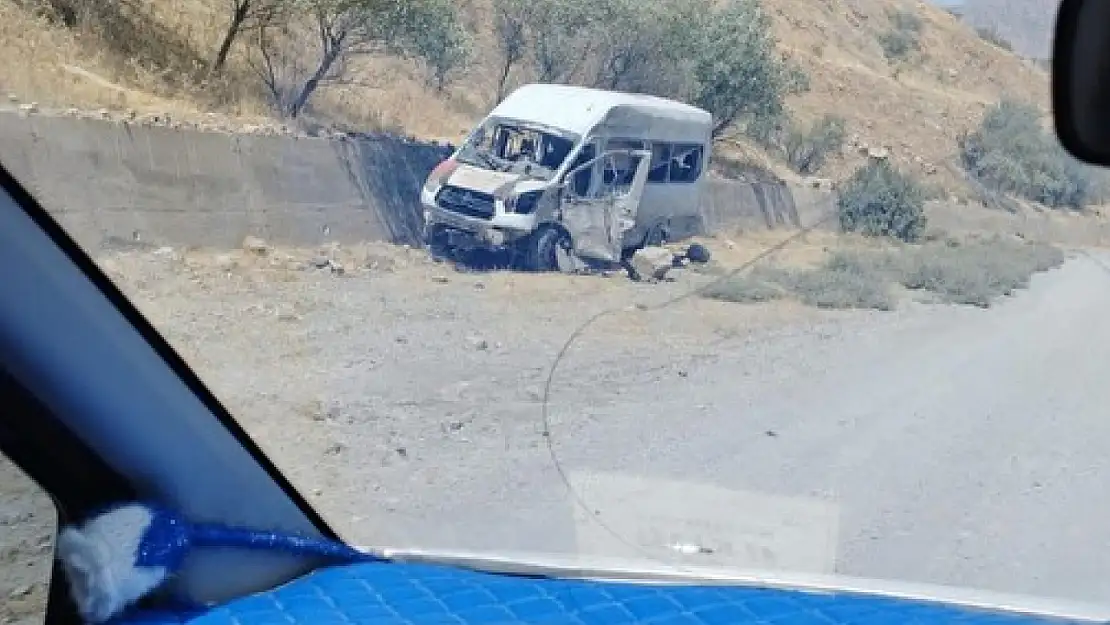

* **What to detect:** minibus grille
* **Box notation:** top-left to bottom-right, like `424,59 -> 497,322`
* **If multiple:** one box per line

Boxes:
436,186 -> 496,219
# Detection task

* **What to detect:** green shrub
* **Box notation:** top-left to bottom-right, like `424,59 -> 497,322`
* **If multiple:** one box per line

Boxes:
878,30 -> 916,61
877,9 -> 922,62
838,159 -> 928,243
959,99 -> 1105,209
752,114 -> 846,174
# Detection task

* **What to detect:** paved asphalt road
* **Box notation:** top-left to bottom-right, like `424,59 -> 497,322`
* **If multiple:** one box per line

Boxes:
320,251 -> 1110,608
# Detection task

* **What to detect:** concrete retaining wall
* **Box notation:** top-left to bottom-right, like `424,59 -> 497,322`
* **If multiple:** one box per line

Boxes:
0,111 -> 835,251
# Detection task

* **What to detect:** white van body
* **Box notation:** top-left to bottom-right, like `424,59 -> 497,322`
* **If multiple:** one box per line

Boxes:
420,84 -> 713,271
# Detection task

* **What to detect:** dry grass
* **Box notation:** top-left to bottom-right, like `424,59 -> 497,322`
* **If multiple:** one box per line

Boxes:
0,0 -> 1050,185
0,0 -> 271,121
702,233 -> 1066,310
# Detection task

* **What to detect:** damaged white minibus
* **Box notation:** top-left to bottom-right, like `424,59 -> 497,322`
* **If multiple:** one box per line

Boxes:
420,83 -> 713,271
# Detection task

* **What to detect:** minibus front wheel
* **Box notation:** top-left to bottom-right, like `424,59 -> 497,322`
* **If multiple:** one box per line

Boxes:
523,225 -> 573,272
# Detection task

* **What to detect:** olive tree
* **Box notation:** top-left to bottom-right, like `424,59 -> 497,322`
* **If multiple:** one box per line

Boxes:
680,0 -> 808,137
254,0 -> 469,118
588,0 -> 696,95
210,0 -> 292,75
490,0 -> 531,102
490,0 -> 607,101
488,0 -> 803,140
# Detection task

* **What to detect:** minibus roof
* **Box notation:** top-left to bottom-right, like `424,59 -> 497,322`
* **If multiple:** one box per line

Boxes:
490,84 -> 714,144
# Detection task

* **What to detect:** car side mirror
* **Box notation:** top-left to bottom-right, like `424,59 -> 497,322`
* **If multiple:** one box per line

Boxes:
1053,0 -> 1110,166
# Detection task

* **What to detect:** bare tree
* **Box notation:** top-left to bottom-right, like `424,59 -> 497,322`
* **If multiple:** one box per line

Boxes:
210,0 -> 290,75
526,0 -> 597,83
252,0 -> 466,118
490,0 -> 530,103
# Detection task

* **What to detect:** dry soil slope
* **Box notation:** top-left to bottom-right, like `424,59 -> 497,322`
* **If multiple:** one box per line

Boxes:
0,0 -> 1048,193
764,0 -> 1048,191
957,0 -> 1057,60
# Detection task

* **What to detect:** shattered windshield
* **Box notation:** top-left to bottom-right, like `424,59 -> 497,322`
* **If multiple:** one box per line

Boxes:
6,0 -> 1110,621
455,117 -> 577,181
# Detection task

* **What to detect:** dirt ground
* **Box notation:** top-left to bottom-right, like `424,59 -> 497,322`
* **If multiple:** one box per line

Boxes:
0,232 -> 832,623
0,224 -> 1095,620
0,456 -> 54,625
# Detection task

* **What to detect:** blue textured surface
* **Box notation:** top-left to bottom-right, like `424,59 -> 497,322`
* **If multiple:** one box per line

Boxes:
113,561 -> 1093,625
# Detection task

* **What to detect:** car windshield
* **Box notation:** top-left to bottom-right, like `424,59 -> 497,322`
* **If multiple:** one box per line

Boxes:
455,117 -> 577,181
5,0 -> 1110,620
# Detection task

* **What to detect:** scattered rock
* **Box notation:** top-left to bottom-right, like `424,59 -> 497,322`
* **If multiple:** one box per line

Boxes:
242,235 -> 269,255
364,251 -> 397,272
802,176 -> 833,190
630,246 -> 676,282
437,380 -> 472,402
867,146 -> 890,160
214,253 -> 237,270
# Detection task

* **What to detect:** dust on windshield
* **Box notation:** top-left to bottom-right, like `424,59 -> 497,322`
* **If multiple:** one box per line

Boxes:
5,0 -> 1110,614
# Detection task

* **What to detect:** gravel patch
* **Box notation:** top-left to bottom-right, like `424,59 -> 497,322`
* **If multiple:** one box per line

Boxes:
0,456 -> 54,625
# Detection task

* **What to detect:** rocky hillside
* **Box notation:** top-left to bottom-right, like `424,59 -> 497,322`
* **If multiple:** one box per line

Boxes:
0,0 -> 1049,196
